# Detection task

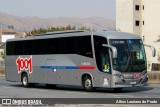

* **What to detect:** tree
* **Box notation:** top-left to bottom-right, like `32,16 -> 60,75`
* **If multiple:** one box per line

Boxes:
78,26 -> 91,31
25,25 -> 90,36
0,51 -> 4,59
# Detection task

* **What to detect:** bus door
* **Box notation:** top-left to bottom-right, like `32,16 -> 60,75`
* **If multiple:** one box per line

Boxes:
94,36 -> 111,87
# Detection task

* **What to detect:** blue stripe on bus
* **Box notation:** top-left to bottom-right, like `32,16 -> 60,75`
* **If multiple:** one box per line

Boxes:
40,66 -> 95,70
40,66 -> 78,69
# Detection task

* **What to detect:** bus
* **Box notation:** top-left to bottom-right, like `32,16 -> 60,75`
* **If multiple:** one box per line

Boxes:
5,30 -> 155,91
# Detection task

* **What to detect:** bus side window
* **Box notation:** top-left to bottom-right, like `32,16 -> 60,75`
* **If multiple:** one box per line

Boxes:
46,38 -> 60,54
6,41 -> 15,55
33,39 -> 46,55
23,40 -> 33,55
15,41 -> 24,55
75,36 -> 93,58
94,36 -> 111,73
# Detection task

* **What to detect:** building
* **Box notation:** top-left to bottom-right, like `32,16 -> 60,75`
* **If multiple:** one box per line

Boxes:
0,28 -> 17,44
0,28 -> 16,62
116,0 -> 160,71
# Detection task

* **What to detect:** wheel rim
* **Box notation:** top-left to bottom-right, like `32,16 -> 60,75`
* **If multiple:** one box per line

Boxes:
23,76 -> 28,86
85,79 -> 91,88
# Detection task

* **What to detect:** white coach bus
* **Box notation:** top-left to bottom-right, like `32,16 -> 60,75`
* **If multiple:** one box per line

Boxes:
5,30 -> 155,91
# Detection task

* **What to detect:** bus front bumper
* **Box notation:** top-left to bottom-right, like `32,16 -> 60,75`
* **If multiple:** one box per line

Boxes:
112,74 -> 149,88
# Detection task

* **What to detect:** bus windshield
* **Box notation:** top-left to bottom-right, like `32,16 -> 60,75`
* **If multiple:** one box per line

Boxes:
110,39 -> 146,72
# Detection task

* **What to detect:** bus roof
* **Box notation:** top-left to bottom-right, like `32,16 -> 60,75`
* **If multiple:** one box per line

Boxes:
6,30 -> 141,42
94,31 -> 141,39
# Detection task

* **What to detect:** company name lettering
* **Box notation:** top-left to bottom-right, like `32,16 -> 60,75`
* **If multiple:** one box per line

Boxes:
16,56 -> 33,73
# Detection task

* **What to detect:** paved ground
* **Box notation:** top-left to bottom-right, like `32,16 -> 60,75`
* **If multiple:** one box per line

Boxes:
0,77 -> 160,107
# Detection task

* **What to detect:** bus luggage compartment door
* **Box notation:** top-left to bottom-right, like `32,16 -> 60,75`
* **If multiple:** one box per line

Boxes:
43,59 -> 58,84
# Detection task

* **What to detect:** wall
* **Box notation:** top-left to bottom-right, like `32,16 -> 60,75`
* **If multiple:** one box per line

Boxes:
144,0 -> 160,67
2,34 -> 15,42
116,0 -> 134,33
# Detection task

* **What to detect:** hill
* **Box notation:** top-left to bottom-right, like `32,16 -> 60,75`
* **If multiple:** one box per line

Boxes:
0,12 -> 115,32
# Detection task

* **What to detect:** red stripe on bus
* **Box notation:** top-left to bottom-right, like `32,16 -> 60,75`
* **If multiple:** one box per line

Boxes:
78,66 -> 95,70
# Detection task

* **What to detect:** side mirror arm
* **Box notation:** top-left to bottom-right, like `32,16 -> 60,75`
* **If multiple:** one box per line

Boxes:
102,44 -> 117,58
144,44 -> 156,57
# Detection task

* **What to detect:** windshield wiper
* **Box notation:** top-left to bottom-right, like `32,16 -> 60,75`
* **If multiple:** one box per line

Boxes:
124,50 -> 132,72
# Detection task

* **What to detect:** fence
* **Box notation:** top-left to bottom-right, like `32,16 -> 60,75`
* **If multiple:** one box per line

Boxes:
151,63 -> 160,71
148,71 -> 160,84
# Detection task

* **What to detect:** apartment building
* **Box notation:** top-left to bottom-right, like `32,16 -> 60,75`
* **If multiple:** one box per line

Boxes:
116,0 -> 160,71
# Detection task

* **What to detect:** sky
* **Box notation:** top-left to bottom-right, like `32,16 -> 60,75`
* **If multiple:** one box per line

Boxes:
0,0 -> 115,20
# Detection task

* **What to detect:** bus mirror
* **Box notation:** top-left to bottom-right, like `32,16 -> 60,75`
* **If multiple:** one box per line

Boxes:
144,44 -> 156,57
102,44 -> 117,58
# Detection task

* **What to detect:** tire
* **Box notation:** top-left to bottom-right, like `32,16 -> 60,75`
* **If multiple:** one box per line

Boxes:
83,77 -> 95,92
22,74 -> 30,88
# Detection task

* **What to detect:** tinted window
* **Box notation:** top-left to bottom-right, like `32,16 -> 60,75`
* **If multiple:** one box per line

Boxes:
46,38 -> 60,54
60,37 -> 75,54
33,39 -> 45,54
6,36 -> 93,58
110,39 -> 146,72
75,36 -> 93,58
14,41 -> 24,55
23,40 -> 33,55
6,41 -> 15,55
94,36 -> 111,73
6,41 -> 24,55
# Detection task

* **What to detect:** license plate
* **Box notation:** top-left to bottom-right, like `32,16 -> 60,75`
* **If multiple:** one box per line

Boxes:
130,82 -> 136,85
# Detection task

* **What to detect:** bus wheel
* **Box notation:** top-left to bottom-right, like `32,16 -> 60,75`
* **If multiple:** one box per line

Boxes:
22,74 -> 29,88
83,77 -> 94,92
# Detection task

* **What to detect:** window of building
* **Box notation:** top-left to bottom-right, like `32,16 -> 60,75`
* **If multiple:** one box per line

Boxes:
143,5 -> 144,10
143,21 -> 144,25
135,5 -> 140,11
135,20 -> 140,26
